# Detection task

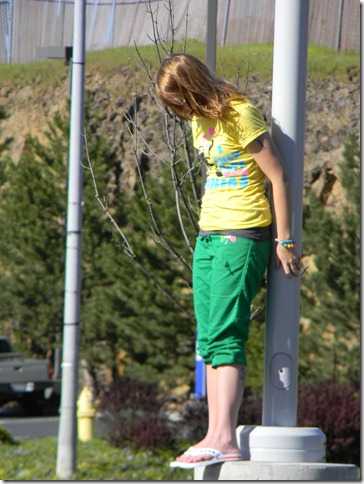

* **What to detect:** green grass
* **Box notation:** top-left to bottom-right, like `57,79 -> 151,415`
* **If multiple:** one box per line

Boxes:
0,41 -> 358,89
213,43 -> 359,83
0,436 -> 192,480
0,59 -> 68,89
84,40 -> 359,83
306,45 -> 359,81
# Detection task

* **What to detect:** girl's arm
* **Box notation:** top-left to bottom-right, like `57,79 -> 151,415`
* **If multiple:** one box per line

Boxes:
246,132 -> 300,278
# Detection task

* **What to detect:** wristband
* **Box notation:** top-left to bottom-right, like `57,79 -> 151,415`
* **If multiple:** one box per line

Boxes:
275,238 -> 296,249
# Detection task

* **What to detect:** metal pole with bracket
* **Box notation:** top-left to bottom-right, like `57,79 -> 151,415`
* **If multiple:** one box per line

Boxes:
56,0 -> 86,478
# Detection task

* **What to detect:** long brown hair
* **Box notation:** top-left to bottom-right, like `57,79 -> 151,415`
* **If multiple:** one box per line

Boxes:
155,53 -> 246,120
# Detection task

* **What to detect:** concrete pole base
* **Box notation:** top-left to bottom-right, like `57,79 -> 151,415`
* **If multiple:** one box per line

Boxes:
236,425 -> 326,462
194,461 -> 359,481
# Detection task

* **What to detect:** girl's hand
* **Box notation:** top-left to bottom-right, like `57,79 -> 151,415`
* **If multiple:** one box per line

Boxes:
275,244 -> 301,278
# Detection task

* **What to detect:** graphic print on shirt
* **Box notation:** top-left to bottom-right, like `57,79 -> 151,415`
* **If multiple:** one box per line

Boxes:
200,126 -> 249,190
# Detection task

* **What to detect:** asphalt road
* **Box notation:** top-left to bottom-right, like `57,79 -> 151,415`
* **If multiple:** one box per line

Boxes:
0,415 -> 59,440
0,407 -> 108,441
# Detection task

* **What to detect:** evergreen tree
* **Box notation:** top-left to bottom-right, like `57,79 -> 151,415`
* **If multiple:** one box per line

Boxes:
300,133 -> 360,385
82,144 -> 197,389
0,101 -> 197,390
0,103 -> 127,362
0,113 -> 68,355
0,106 -> 12,145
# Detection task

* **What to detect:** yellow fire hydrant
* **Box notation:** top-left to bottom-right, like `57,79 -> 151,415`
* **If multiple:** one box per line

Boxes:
77,386 -> 96,441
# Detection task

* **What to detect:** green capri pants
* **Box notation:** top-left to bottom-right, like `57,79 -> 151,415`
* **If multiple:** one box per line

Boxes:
193,234 -> 271,368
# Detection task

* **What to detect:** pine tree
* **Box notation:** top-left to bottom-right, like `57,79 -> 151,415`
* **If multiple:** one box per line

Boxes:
0,100 -> 197,390
82,146 -> 197,389
0,113 -> 68,355
300,132 -> 360,385
0,104 -> 127,362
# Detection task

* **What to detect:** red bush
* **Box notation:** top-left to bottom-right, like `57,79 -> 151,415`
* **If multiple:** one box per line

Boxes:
237,383 -> 360,466
297,382 -> 360,466
98,376 -> 172,450
98,377 -> 360,464
98,376 -> 166,414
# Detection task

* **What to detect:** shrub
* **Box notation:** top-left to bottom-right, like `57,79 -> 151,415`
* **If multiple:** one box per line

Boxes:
0,426 -> 16,445
98,377 -> 359,465
239,383 -> 360,467
130,416 -> 172,450
297,382 -> 360,466
98,377 -> 173,450
98,376 -> 167,414
109,416 -> 173,450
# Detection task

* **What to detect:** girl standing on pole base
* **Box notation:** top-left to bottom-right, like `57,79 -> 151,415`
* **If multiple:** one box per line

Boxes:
156,53 -> 300,469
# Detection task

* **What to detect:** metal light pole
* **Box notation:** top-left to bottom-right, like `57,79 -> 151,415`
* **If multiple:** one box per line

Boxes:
263,0 -> 310,427
56,0 -> 86,478
237,0 -> 326,462
194,0 -> 218,400
206,0 -> 217,72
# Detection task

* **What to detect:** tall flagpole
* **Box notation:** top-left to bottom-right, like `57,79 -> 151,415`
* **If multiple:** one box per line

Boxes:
56,0 -> 86,478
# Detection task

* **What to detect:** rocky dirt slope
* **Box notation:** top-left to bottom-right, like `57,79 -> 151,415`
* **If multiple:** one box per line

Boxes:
0,66 -> 359,212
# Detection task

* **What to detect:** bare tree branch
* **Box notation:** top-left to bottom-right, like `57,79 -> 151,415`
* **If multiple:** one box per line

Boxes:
123,72 -> 194,267
82,129 -> 194,320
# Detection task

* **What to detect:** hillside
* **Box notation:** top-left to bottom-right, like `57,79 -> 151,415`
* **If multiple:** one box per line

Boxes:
0,57 -> 359,212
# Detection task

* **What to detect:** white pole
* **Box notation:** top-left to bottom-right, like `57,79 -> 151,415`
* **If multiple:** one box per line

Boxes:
237,1 -> 325,462
221,0 -> 231,47
263,0 -> 309,427
56,0 -> 86,478
194,0 -> 218,399
206,0 -> 217,72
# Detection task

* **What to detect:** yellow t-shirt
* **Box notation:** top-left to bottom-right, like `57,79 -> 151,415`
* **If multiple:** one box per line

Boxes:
191,100 -> 272,231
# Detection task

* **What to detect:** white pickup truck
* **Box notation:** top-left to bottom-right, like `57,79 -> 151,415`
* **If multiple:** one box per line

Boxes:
0,336 -> 58,414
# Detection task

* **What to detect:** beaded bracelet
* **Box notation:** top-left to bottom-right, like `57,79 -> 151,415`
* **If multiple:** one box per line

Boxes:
275,238 -> 296,249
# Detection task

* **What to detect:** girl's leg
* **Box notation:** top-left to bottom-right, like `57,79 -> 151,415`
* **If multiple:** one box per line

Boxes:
176,364 -> 217,462
213,364 -> 245,450
198,363 -> 245,447
175,236 -> 269,464
176,363 -> 245,463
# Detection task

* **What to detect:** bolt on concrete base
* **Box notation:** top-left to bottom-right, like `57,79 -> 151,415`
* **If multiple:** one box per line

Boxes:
194,461 -> 359,481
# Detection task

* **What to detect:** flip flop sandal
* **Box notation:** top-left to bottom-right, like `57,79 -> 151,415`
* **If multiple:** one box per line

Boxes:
170,447 -> 242,469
